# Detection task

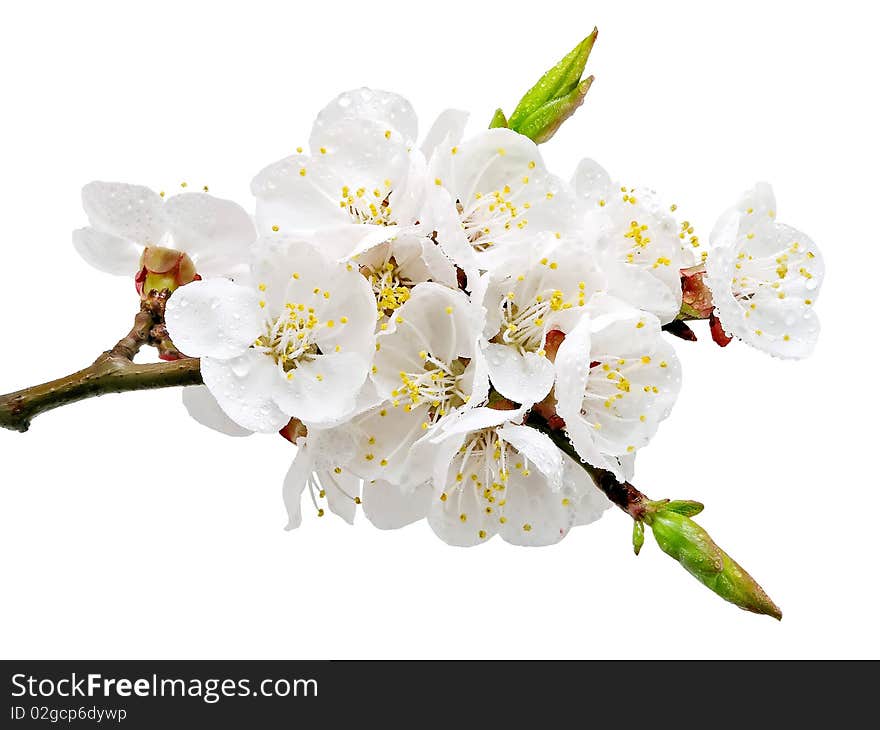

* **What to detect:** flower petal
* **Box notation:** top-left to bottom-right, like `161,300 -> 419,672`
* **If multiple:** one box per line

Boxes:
571,157 -> 613,202
483,343 -> 555,406
428,483 -> 498,547
562,453 -> 612,526
420,108 -> 469,161
309,222 -> 401,262
181,385 -> 253,437
282,444 -> 312,530
311,88 -> 419,148
81,181 -> 165,246
362,479 -> 432,530
497,424 -> 563,491
72,226 -> 143,276
271,352 -> 370,427
200,351 -> 291,434
162,192 -> 256,274
252,153 -> 346,233
319,468 -> 362,525
165,278 -> 262,360
497,468 -> 572,547
345,402 -> 435,488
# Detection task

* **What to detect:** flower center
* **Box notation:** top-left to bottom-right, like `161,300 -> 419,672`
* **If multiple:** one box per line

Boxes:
438,428 -> 538,536
496,274 -> 588,353
339,181 -> 395,226
254,304 -> 321,376
579,355 -> 669,445
390,353 -> 469,421
458,185 -> 531,252
363,257 -> 412,317
730,241 -> 819,303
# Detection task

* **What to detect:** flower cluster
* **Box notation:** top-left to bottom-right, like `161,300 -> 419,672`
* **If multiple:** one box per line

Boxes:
73,88 -> 824,547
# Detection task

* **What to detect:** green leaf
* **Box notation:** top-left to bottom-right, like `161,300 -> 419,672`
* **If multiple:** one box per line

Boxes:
489,108 -> 508,129
508,28 -> 598,130
663,500 -> 705,518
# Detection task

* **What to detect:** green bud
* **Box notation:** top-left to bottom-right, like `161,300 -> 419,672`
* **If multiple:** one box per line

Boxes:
505,28 -> 598,143
632,520 -> 645,556
514,77 -> 593,144
648,508 -> 782,620
489,108 -> 508,129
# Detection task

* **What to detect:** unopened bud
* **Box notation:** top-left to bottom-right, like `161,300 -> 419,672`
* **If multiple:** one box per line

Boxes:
648,507 -> 782,620
135,247 -> 198,299
503,29 -> 598,144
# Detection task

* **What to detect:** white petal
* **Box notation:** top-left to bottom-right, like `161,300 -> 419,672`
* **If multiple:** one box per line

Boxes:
181,385 -> 253,437
319,469 -> 362,524
497,424 -> 563,491
252,154 -> 346,233
271,352 -> 369,427
420,108 -> 469,161
282,444 -> 312,530
345,403 -> 435,487
200,352 -> 291,434
416,184 -> 480,284
430,404 -> 527,442
497,468 -> 572,547
362,479 -> 431,530
483,343 -> 555,406
310,222 -> 400,261
710,182 -> 777,244
307,118 -> 412,212
165,278 -> 262,360
311,88 -> 419,148
571,157 -> 613,201
562,454 -> 612,526
391,234 -> 458,289
81,181 -> 164,246
599,254 -> 682,325
162,192 -> 256,269
428,484 -> 498,547
72,226 -> 143,276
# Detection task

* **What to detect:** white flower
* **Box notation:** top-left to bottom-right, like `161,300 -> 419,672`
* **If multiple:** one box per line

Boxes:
426,406 -> 610,546
554,294 -> 681,480
342,282 -> 488,489
572,159 -> 686,324
73,182 -> 255,279
706,183 -> 824,359
481,237 -> 605,406
252,89 -> 475,311
165,236 -> 376,432
428,128 -> 581,271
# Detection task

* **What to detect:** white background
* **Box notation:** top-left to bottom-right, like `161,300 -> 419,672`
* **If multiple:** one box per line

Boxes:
0,0 -> 876,659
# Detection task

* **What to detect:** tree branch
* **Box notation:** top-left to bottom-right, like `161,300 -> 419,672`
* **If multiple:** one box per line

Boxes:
0,291 -> 203,433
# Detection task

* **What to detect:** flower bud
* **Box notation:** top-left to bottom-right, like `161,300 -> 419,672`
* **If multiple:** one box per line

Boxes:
135,247 -> 198,299
648,508 -> 782,619
500,29 -> 597,143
